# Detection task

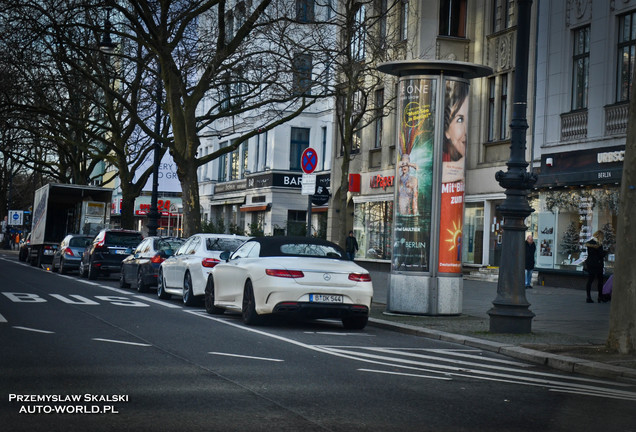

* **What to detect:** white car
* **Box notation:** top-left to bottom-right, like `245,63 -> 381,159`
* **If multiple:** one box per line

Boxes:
204,236 -> 374,329
158,233 -> 249,305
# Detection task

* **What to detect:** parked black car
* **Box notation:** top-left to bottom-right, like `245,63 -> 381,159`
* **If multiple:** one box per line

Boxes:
80,229 -> 143,280
52,234 -> 93,274
120,236 -> 185,292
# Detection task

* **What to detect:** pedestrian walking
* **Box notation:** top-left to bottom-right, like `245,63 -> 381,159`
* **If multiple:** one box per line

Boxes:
525,234 -> 536,289
345,231 -> 359,261
584,230 -> 606,303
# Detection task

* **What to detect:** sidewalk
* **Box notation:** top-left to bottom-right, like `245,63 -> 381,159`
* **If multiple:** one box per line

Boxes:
368,278 -> 636,381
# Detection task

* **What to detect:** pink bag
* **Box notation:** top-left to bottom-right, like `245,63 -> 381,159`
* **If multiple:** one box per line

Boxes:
603,275 -> 613,295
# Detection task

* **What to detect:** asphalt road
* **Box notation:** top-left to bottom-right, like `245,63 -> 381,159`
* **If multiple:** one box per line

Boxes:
1,254 -> 635,432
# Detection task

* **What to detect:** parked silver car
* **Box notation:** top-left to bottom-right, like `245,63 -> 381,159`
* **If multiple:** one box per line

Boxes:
52,234 -> 93,274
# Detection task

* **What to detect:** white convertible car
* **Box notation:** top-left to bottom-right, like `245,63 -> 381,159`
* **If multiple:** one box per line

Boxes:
204,236 -> 374,329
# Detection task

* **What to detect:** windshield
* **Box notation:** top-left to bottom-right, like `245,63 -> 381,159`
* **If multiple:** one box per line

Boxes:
157,239 -> 185,251
206,237 -> 245,252
278,243 -> 345,259
69,237 -> 92,247
104,232 -> 143,247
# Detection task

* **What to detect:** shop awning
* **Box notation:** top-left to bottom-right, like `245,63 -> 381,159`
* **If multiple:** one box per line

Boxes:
239,204 -> 271,212
210,196 -> 246,206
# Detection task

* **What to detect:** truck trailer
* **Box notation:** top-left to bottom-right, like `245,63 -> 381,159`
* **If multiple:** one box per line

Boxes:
25,183 -> 113,267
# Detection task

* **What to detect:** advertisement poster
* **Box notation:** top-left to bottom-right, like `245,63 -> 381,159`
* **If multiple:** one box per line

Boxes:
392,78 -> 436,272
438,80 -> 469,273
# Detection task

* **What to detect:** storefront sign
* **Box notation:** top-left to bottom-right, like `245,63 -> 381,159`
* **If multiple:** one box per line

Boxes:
215,179 -> 247,193
392,78 -> 436,272
370,175 -> 394,190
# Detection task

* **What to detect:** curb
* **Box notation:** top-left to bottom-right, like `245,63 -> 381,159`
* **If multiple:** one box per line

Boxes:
368,317 -> 636,382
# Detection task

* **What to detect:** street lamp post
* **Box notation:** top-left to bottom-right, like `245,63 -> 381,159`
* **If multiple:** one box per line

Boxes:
146,67 -> 162,237
487,0 -> 537,333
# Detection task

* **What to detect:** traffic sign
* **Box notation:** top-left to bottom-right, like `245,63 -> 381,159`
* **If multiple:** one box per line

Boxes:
8,210 -> 23,226
301,174 -> 316,195
301,147 -> 318,174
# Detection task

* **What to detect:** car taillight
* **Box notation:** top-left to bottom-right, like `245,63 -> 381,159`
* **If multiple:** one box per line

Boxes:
151,254 -> 164,264
202,258 -> 221,268
348,273 -> 371,282
265,269 -> 304,278
64,247 -> 75,257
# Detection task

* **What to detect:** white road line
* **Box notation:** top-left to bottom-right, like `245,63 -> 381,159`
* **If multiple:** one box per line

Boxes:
92,338 -> 151,347
367,346 -> 530,367
358,368 -> 452,381
13,326 -> 54,334
208,352 -> 284,362
0,313 -> 6,323
133,295 -> 182,308
304,332 -> 375,336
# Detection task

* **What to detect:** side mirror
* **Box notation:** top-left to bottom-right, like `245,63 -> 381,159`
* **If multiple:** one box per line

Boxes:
220,250 -> 230,261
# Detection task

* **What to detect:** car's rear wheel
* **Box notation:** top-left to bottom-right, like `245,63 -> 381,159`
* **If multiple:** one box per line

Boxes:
182,272 -> 196,306
87,261 -> 98,280
204,276 -> 224,315
157,269 -> 171,299
242,280 -> 261,325
137,268 -> 149,293
342,316 -> 368,330
52,258 -> 59,273
59,258 -> 67,275
119,269 -> 130,288
79,261 -> 87,278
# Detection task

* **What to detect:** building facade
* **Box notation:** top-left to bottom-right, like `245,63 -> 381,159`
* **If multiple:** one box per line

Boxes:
532,0 -> 628,281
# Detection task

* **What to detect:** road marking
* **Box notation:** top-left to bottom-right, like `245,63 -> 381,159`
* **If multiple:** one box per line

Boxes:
304,331 -> 375,337
358,368 -> 452,381
13,326 -> 54,334
208,352 -> 284,362
0,313 -> 6,323
133,295 -> 182,308
92,338 -> 152,347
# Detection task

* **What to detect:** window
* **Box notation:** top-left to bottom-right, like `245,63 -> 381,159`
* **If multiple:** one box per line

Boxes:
486,74 -> 510,142
374,88 -> 384,149
218,142 -> 227,181
439,0 -> 466,37
617,12 -> 636,102
290,127 -> 310,171
292,53 -> 312,96
499,74 -> 508,139
296,0 -> 314,22
352,3 -> 366,61
377,0 -> 388,47
487,77 -> 495,141
230,141 -> 240,180
242,145 -> 249,178
492,0 -> 512,33
399,0 -> 409,41
321,126 -> 328,171
572,26 -> 590,110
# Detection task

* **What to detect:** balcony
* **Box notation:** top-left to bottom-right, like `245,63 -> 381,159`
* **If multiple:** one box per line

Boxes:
560,110 -> 587,141
604,102 -> 629,136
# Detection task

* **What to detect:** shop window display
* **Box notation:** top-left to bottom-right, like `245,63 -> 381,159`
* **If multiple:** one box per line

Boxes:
535,188 -> 618,271
353,201 -> 393,260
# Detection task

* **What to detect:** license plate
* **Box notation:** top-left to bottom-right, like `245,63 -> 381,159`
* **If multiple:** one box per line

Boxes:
310,294 -> 343,303
115,249 -> 128,255
44,250 -> 54,255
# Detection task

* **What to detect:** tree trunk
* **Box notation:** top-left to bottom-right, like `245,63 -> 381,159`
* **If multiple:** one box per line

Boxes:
118,183 -> 137,231
178,163 -> 202,238
606,77 -> 636,354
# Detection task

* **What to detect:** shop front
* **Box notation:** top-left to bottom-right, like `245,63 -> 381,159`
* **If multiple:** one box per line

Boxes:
533,146 -> 622,287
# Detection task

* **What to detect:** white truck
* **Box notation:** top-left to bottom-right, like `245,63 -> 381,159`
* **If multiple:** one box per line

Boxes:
25,183 -> 113,267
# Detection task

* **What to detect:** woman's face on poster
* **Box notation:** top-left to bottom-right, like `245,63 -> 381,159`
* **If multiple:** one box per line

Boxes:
445,97 -> 468,158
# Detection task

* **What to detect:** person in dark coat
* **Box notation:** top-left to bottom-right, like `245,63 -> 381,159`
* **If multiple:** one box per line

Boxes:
524,235 -> 536,289
584,230 -> 606,303
345,231 -> 359,261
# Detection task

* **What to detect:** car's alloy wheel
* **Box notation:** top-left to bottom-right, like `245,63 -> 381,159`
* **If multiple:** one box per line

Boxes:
137,268 -> 149,293
157,270 -> 171,299
182,272 -> 196,306
242,281 -> 261,325
204,276 -> 224,315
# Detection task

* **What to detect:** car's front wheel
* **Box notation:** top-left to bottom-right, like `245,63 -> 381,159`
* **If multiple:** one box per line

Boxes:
119,269 -> 130,288
204,276 -> 224,315
157,269 -> 171,299
87,260 -> 98,280
242,280 -> 261,325
342,316 -> 368,330
182,272 -> 196,306
59,258 -> 67,275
